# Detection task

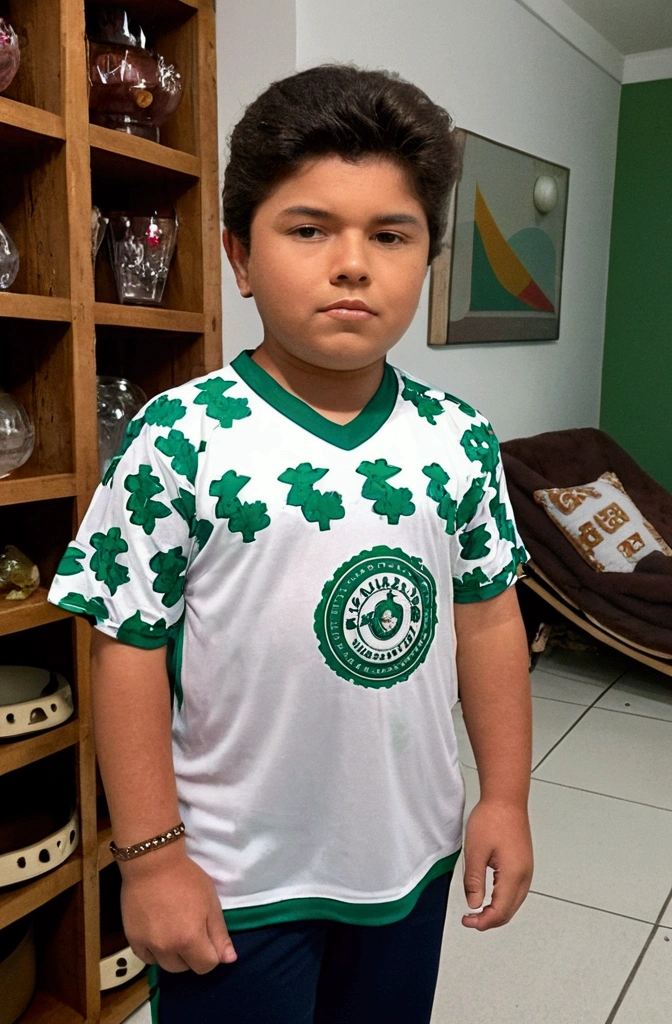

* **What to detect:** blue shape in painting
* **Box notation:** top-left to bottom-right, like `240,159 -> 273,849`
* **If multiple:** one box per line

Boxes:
508,228 -> 557,307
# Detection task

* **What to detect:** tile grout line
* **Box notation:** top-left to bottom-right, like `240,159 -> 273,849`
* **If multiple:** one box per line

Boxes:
526,889 -> 661,927
530,679 -> 621,773
603,884 -> 672,1023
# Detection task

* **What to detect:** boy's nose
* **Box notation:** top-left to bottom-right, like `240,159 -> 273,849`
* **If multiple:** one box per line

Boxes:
330,234 -> 370,283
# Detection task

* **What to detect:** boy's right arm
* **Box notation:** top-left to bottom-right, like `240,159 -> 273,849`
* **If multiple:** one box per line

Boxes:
91,630 -> 237,972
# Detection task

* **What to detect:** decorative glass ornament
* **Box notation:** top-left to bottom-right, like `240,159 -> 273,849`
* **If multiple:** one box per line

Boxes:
0,547 -> 39,602
0,223 -> 19,292
0,20 -> 20,94
87,7 -> 183,143
0,390 -> 34,478
107,211 -> 178,306
97,375 -> 147,478
92,206 -> 109,267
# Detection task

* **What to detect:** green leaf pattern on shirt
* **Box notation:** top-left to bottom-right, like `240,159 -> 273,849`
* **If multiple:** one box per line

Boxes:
144,396 -> 188,428
90,527 -> 130,596
459,523 -> 492,561
59,593 -> 108,622
56,546 -> 86,576
460,420 -> 500,476
150,547 -> 188,608
400,377 -> 445,425
117,611 -> 170,648
103,418 -> 144,486
278,463 -> 345,532
171,488 -> 213,551
194,378 -> 251,428
422,463 -> 457,534
357,459 -> 415,525
210,470 -> 270,542
155,430 -> 205,486
124,465 -> 172,535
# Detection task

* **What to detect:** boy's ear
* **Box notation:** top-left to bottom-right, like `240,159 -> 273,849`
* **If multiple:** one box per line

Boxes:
222,229 -> 253,297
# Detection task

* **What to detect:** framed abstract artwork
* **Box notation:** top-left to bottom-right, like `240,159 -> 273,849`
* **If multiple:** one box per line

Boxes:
428,130 -> 569,346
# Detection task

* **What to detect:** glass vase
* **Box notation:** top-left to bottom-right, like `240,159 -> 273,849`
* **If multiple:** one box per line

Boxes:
0,390 -> 35,478
87,7 -> 183,143
97,375 -> 147,478
0,19 -> 20,94
107,211 -> 178,306
0,222 -> 19,291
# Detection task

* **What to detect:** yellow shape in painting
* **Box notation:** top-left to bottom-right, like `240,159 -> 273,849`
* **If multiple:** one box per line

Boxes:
474,184 -> 531,296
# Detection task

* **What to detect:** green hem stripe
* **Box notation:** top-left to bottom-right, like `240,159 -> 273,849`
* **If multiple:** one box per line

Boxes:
231,351 -> 399,451
223,852 -> 460,932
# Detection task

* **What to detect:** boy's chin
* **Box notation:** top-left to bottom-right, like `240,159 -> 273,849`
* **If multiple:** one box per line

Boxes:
286,340 -> 395,373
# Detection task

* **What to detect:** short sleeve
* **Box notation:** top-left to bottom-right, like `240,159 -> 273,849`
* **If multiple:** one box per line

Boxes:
452,417 -> 528,603
48,410 -> 199,649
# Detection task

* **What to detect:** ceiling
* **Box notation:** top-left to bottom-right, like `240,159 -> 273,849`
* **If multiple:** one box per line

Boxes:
561,0 -> 672,55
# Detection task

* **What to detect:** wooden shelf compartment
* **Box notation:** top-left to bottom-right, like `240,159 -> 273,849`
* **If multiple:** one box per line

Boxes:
0,293 -> 71,321
16,989 -> 85,1024
0,320 -> 75,481
0,854 -> 82,931
0,95 -> 65,143
0,0 -> 63,116
0,133 -> 70,300
94,303 -> 204,333
89,123 -> 200,179
0,587 -> 71,636
100,973 -> 150,1024
0,718 -> 79,778
96,323 -> 208,399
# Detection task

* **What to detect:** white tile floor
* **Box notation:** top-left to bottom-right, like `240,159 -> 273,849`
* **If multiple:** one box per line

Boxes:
124,643 -> 672,1024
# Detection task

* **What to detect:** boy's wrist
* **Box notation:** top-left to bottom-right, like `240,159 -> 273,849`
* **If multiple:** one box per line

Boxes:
117,836 -> 188,879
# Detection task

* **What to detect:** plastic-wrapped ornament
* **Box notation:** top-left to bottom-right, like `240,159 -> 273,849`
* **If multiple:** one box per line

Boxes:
0,20 -> 20,93
0,546 -> 39,601
0,223 -> 19,291
92,206 -> 109,267
0,389 -> 34,477
107,211 -> 178,306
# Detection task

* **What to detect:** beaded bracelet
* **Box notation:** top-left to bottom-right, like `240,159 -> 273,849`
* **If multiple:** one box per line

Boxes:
109,821 -> 186,862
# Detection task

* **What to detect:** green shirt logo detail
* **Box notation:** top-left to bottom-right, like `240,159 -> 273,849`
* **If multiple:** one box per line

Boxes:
90,527 -> 130,596
400,377 -> 445,425
194,378 -> 251,428
124,465 -> 172,535
117,611 -> 170,649
278,463 -> 345,532
57,546 -> 86,576
210,470 -> 270,543
314,546 -> 437,688
155,430 -> 205,485
171,489 -> 214,551
150,547 -> 188,608
357,459 -> 415,525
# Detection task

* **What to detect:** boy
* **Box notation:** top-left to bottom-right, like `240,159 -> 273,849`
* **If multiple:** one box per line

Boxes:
49,65 -> 533,1023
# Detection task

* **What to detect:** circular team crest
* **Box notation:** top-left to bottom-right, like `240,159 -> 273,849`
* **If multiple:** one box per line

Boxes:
314,546 -> 437,688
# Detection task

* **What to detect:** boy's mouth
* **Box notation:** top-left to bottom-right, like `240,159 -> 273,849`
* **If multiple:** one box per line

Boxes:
320,300 -> 376,320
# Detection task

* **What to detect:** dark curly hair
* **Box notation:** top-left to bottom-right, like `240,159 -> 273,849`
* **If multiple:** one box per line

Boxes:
222,64 -> 463,264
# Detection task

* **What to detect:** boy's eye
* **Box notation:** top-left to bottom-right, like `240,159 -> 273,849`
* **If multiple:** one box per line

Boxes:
292,226 -> 324,239
374,231 -> 404,245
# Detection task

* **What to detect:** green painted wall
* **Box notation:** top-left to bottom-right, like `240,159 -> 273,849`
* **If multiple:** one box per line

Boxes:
600,79 -> 672,493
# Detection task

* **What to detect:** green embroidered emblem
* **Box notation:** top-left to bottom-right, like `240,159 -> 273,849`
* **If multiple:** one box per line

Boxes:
155,430 -> 205,485
422,463 -> 457,534
150,547 -> 188,608
400,377 -> 445,424
210,470 -> 270,542
194,378 -> 251,428
117,611 -> 170,648
314,546 -> 437,687
357,459 -> 415,525
171,489 -> 213,551
459,523 -> 492,560
59,593 -> 108,622
461,421 -> 500,475
124,465 -> 172,535
278,463 -> 345,532
144,395 -> 187,428
56,546 -> 86,576
103,418 -> 144,486
90,528 -> 129,596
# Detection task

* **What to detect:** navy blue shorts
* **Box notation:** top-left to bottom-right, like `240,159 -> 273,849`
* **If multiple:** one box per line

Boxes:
154,870 -> 452,1024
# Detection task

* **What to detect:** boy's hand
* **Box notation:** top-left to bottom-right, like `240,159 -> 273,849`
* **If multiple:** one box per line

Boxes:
120,847 -> 237,973
461,799 -> 533,930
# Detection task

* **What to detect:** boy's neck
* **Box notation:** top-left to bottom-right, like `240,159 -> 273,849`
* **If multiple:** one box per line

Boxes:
250,342 -> 387,425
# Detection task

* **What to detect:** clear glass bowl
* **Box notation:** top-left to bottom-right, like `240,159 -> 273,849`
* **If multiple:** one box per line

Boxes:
97,375 -> 147,478
0,390 -> 35,478
0,222 -> 19,292
87,8 -> 182,143
107,211 -> 178,306
0,19 -> 20,94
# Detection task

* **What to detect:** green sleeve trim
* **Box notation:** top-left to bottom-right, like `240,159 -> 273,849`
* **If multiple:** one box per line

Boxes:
231,351 -> 398,451
453,575 -> 515,604
223,851 -> 460,932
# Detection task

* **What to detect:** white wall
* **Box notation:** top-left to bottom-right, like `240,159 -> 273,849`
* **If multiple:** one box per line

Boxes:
216,0 -> 621,441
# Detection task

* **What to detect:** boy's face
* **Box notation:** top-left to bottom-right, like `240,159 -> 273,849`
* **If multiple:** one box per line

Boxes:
224,155 -> 430,372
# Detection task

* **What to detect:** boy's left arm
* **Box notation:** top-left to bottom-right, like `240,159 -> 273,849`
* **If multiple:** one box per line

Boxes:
454,585 -> 533,930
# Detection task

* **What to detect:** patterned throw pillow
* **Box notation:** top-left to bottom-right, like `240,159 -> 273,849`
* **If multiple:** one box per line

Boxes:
533,471 -> 672,572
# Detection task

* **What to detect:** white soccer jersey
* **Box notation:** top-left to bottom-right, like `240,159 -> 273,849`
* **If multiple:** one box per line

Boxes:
48,352 -> 526,929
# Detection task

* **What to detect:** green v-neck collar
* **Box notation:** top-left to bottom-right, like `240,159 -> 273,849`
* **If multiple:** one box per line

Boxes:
231,351 -> 399,451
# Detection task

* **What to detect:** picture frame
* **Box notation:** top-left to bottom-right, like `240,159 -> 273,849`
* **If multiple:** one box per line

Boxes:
428,129 -> 569,346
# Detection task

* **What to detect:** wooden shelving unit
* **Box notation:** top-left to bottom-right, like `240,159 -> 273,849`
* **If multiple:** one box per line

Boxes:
0,1 -> 221,1019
